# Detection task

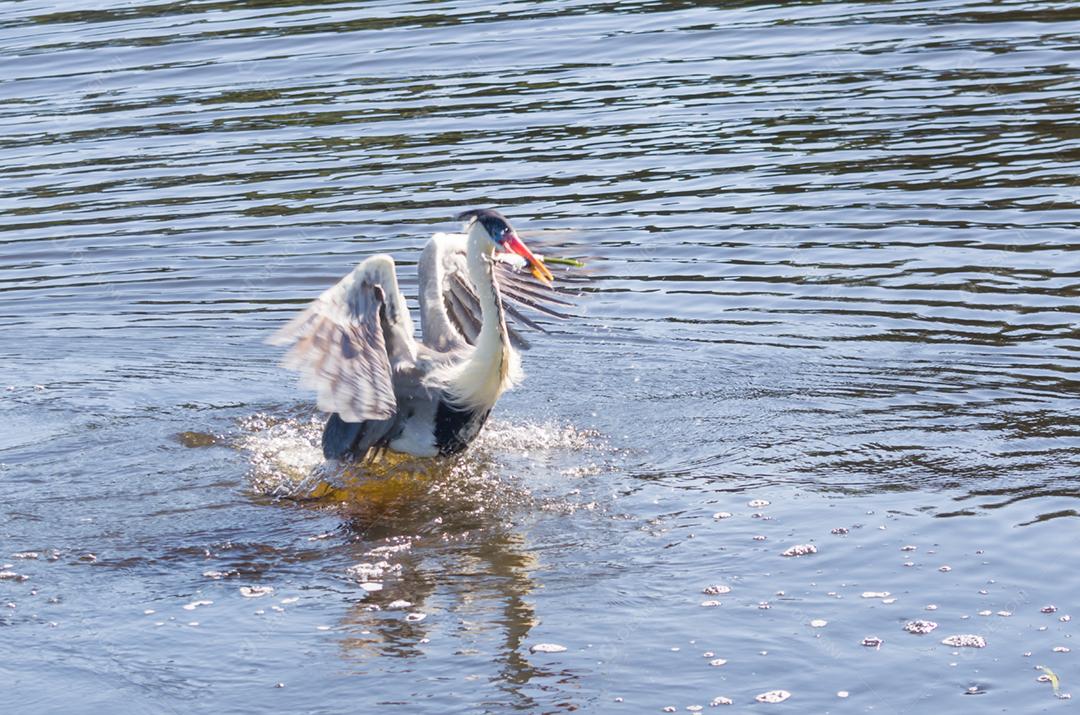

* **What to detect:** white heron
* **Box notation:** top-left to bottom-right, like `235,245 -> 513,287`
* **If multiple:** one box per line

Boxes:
270,209 -> 572,461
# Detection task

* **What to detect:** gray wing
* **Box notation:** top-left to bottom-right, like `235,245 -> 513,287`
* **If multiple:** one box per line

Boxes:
417,232 -> 577,352
269,254 -> 417,422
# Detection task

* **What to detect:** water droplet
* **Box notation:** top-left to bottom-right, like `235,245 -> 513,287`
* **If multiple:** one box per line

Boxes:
240,586 -> 274,598
781,544 -> 817,557
754,690 -> 790,704
202,570 -> 233,580
530,642 -> 567,654
941,635 -> 986,648
904,620 -> 938,635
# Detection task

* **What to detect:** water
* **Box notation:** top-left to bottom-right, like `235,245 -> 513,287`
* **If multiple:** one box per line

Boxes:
2,0 -> 1078,712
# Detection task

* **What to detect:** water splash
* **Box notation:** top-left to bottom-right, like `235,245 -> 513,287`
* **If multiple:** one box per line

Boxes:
234,410 -> 609,528
474,419 -> 605,454
235,412 -> 326,497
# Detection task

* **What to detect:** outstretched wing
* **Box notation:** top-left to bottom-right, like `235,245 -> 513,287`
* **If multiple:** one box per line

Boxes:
269,255 -> 416,423
417,232 -> 579,352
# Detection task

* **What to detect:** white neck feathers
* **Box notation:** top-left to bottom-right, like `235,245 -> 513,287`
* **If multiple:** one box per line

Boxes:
431,223 -> 522,412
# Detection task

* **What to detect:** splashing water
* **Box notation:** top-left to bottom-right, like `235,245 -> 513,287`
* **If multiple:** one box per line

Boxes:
475,419 -> 605,454
235,412 -> 327,497
234,410 -> 609,530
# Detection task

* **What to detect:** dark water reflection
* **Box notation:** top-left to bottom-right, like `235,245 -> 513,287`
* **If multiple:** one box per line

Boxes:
2,0 -> 1078,712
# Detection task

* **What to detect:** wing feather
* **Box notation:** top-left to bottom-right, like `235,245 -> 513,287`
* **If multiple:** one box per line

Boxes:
417,232 -> 580,352
444,275 -> 482,344
270,258 -> 408,422
494,262 -> 576,307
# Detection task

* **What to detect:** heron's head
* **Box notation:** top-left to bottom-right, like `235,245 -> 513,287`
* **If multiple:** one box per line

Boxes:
458,208 -> 554,285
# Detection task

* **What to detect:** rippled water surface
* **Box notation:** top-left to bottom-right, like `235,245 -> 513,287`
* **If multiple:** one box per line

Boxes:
2,1 -> 1078,712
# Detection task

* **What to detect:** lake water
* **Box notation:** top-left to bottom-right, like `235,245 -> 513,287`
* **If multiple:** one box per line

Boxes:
2,0 -> 1078,712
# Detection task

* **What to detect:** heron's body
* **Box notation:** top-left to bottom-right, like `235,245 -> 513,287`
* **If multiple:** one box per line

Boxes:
271,210 -> 567,461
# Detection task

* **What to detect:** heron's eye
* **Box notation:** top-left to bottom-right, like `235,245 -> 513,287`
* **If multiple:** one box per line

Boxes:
478,216 -> 512,244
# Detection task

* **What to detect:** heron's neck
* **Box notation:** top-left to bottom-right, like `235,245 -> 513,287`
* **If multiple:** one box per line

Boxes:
466,229 -> 508,348
441,228 -> 521,412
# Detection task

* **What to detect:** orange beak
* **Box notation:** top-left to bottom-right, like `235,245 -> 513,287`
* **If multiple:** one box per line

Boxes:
504,233 -> 554,286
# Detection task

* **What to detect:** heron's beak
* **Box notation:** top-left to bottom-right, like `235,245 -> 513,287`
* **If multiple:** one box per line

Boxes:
504,233 -> 554,286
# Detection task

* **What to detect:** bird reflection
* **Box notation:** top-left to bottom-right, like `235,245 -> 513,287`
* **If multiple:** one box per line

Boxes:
290,450 -> 567,707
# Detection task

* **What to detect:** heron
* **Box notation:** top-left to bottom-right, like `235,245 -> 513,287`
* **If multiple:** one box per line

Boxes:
270,209 -> 572,461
